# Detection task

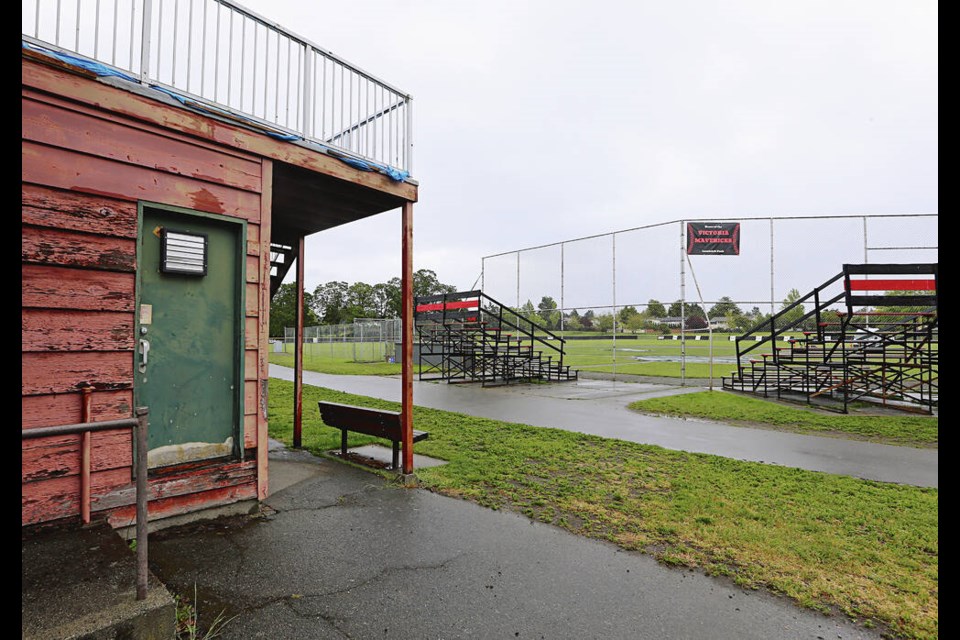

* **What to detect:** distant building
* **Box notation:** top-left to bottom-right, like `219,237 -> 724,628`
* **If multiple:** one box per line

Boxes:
649,316 -> 727,330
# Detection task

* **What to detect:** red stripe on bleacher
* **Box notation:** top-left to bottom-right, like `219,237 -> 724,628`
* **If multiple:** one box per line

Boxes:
847,279 -> 935,291
443,300 -> 480,309
415,299 -> 480,312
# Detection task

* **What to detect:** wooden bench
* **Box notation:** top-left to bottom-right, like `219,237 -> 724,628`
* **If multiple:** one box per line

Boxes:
317,401 -> 428,470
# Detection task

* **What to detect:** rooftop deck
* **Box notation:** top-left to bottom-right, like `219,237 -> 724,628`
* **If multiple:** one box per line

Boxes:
22,0 -> 413,180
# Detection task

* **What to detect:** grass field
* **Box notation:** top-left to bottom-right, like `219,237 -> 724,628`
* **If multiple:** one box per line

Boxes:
269,333 -> 758,378
270,331 -> 932,382
270,341 -> 404,375
269,379 -> 938,640
559,334 -> 742,378
629,390 -> 939,447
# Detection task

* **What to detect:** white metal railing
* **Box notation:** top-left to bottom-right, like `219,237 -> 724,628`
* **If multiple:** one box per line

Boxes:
22,0 -> 413,176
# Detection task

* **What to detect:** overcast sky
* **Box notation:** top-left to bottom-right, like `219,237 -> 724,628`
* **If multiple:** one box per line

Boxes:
241,0 -> 938,304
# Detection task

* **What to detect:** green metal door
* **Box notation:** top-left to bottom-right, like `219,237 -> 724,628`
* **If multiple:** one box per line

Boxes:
136,207 -> 244,468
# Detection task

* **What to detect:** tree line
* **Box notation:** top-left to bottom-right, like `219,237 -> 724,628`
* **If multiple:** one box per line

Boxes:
513,295 -> 773,334
518,287 -> 928,335
270,269 -> 457,336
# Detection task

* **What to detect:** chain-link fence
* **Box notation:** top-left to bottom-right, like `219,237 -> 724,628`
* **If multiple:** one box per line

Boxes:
283,318 -> 401,363
480,213 -> 937,383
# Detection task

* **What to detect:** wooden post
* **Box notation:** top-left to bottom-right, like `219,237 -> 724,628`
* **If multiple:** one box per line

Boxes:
80,387 -> 93,524
293,235 -> 305,448
401,202 -> 414,474
256,160 -> 273,500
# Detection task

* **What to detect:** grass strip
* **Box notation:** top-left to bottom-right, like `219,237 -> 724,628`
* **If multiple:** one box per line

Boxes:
628,391 -> 938,447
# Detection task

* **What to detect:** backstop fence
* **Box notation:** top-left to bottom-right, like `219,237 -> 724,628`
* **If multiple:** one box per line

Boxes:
283,318 -> 401,363
480,213 -> 938,384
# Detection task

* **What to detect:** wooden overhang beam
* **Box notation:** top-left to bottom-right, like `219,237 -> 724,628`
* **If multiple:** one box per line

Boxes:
401,201 -> 414,474
22,55 -> 417,205
293,236 -> 305,449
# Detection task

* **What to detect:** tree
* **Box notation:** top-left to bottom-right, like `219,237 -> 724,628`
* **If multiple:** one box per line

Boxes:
709,296 -> 740,319
343,281 -> 377,321
312,281 -> 349,324
646,299 -> 666,318
625,313 -> 646,333
373,278 -> 401,318
517,300 -> 545,327
596,313 -> 614,332
413,269 -> 457,299
581,309 -> 595,331
563,313 -> 582,331
618,305 -> 640,326
776,288 -> 806,330
538,296 -> 560,330
668,301 -> 705,320
743,306 -> 771,328
270,283 -> 319,337
538,296 -> 557,313
725,309 -> 755,333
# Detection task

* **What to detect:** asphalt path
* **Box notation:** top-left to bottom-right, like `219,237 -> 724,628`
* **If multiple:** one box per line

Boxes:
149,450 -> 888,640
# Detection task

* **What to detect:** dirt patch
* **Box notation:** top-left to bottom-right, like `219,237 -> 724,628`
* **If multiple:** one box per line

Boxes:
329,450 -> 393,470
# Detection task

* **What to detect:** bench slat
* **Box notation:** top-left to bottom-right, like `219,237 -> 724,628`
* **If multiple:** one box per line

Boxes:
318,401 -> 401,441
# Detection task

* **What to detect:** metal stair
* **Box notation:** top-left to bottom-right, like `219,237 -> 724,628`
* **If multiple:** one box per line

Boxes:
722,264 -> 938,414
416,291 -> 578,386
269,242 -> 295,298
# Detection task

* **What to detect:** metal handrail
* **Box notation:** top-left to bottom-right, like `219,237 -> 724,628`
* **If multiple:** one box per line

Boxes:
478,291 -> 567,367
22,0 -> 413,174
735,272 -> 845,362
22,407 -> 150,601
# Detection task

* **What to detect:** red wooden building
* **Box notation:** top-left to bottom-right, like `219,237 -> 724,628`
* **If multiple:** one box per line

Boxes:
22,1 -> 418,530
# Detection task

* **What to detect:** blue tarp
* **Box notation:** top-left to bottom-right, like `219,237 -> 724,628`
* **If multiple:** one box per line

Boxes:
335,154 -> 410,182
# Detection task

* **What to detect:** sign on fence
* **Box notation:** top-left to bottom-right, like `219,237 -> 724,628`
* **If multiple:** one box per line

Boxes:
686,222 -> 741,256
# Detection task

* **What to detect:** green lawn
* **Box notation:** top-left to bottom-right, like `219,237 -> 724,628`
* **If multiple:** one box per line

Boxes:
559,334 -> 740,378
271,332 -> 931,382
271,334 -> 755,378
269,352 -> 404,376
269,340 -> 404,375
269,379 -> 938,640
629,391 -> 939,447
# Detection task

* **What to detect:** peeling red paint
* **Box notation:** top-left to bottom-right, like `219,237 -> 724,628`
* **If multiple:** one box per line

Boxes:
22,60 -> 272,528
190,188 -> 225,213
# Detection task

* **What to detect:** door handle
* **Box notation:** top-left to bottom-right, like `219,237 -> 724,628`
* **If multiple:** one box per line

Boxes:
139,338 -> 151,373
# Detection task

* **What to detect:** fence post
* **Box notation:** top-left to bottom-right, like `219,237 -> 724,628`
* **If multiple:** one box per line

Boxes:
135,406 -> 149,601
302,45 -> 314,138
679,221 -> 686,386
139,0 -> 153,83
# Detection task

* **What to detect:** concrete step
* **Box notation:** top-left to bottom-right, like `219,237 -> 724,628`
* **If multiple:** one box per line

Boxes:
22,520 -> 176,640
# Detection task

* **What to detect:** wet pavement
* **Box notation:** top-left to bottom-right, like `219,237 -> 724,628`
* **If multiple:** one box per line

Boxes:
22,521 -> 175,640
270,365 -> 938,488
149,447 -> 885,640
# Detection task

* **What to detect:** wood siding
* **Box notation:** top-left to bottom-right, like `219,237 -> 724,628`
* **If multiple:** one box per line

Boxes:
22,63 -> 268,527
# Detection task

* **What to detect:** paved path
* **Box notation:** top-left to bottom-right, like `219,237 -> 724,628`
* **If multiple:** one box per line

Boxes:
270,365 -> 938,488
149,450 -> 886,640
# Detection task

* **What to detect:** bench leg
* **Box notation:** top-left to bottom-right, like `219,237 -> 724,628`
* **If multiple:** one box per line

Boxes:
341,429 -> 348,457
392,441 -> 400,470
